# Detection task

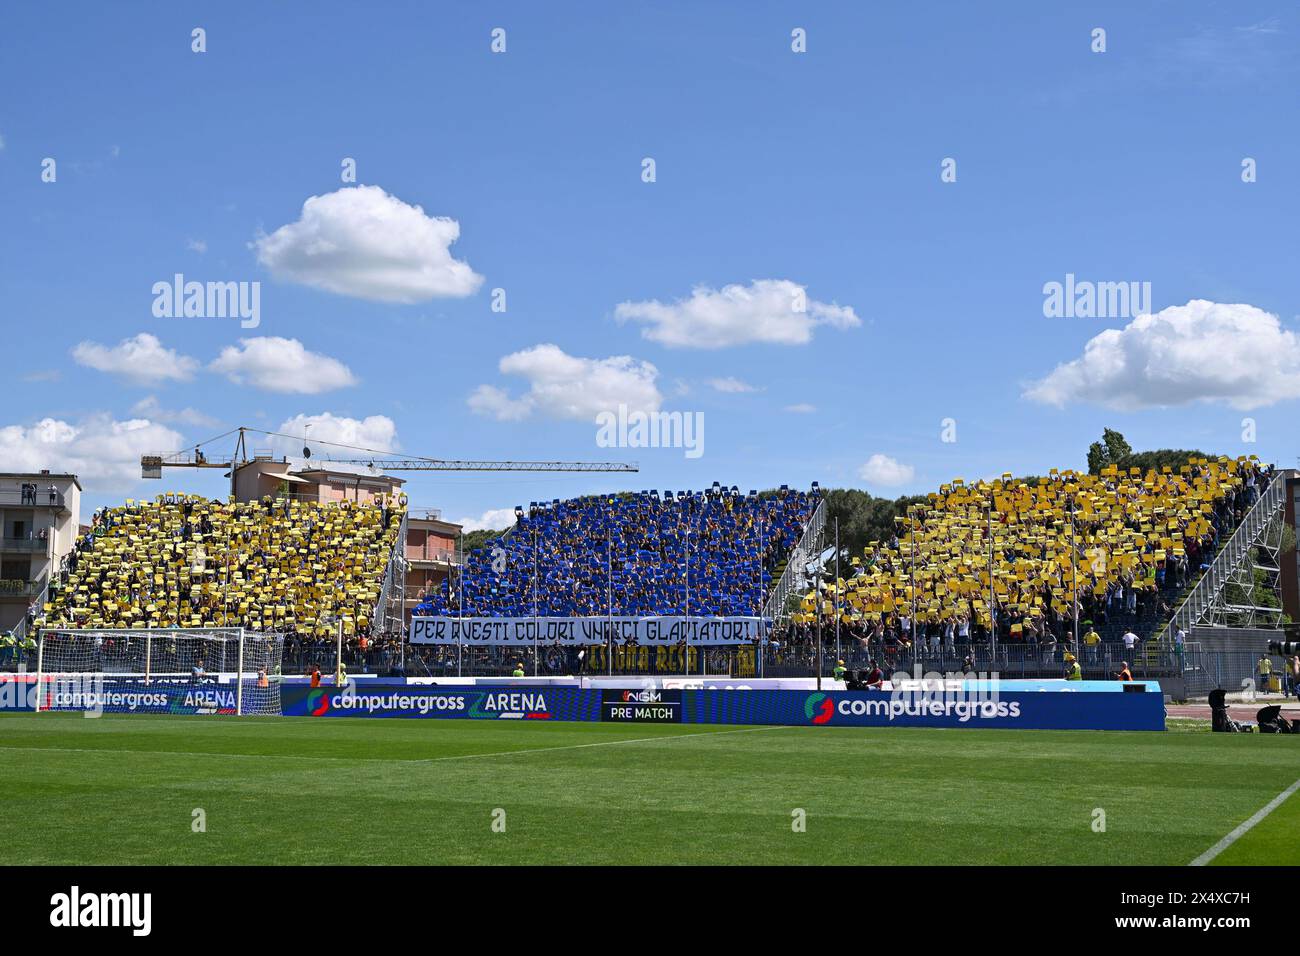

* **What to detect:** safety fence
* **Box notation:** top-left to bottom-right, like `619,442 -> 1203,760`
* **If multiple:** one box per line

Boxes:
1181,647 -> 1297,699
12,632 -> 1292,699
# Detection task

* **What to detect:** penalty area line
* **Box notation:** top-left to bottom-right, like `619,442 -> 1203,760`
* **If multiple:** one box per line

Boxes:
1189,775 -> 1300,866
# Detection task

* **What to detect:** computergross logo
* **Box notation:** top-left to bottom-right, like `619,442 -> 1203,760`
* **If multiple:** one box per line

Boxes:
307,689 -> 330,716
804,692 -> 834,725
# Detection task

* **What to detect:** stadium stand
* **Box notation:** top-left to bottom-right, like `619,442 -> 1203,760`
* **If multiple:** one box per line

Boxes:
37,494 -> 404,638
417,486 -> 819,617
790,456 -> 1273,658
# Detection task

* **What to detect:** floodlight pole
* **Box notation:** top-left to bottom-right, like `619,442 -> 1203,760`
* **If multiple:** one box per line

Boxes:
334,618 -> 343,685
834,517 -> 841,666
909,507 -> 917,664
988,493 -> 997,667
607,529 -> 613,676
758,515 -> 765,679
1071,495 -> 1079,656
456,532 -> 463,679
532,519 -> 539,677
684,528 -> 691,677
815,517 -> 824,690
815,566 -> 823,691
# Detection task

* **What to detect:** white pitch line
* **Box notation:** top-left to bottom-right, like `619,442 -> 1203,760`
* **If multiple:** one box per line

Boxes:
1190,775 -> 1300,866
0,724 -> 788,767
408,723 -> 786,764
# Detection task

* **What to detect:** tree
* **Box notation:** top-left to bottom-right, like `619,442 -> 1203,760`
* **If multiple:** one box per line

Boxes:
1087,428 -> 1133,474
1102,428 -> 1132,465
1085,428 -> 1208,475
462,527 -> 507,553
822,488 -> 927,559
1086,441 -> 1108,475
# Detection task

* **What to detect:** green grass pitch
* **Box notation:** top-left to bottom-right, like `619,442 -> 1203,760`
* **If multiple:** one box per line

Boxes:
1,712 -> 1297,866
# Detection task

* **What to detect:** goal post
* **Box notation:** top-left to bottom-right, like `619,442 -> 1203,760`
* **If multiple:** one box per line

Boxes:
33,627 -> 284,716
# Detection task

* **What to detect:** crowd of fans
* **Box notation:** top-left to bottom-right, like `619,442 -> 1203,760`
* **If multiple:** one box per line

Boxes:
790,457 -> 1273,657
417,485 -> 820,618
38,494 -> 404,637
18,457 -> 1280,683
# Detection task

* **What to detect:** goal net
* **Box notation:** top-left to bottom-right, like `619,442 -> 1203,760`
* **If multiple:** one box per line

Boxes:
34,628 -> 283,716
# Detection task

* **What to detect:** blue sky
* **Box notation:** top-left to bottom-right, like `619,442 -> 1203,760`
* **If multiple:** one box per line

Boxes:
2,1 -> 1298,527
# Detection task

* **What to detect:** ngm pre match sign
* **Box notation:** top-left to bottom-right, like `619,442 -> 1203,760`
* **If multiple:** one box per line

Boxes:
600,688 -> 682,723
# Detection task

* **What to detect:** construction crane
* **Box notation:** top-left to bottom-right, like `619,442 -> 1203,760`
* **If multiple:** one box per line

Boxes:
141,426 -> 637,492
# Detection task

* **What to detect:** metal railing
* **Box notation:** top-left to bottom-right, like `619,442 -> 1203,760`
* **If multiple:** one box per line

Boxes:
0,580 -> 43,597
760,640 -> 1177,681
405,544 -> 455,563
1160,472 -> 1288,645
0,490 -> 65,509
0,537 -> 51,553
371,510 -> 408,641
1179,647 -> 1296,699
762,498 -> 825,624
3,572 -> 49,646
273,638 -> 1189,681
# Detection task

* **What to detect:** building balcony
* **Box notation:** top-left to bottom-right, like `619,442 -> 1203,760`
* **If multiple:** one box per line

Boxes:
403,584 -> 447,604
0,537 -> 51,555
0,580 -> 44,598
405,546 -> 457,564
0,490 -> 67,511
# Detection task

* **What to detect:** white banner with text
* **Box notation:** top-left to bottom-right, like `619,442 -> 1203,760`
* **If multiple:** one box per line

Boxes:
408,616 -> 767,646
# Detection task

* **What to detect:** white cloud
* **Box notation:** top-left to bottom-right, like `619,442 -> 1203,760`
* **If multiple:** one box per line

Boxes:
187,238 -> 207,253
454,507 -> 519,532
253,185 -> 483,303
210,337 -> 357,394
708,376 -> 760,393
467,385 -> 532,422
784,403 -> 817,414
614,279 -> 860,349
72,333 -> 199,385
274,413 -> 398,455
0,414 -> 184,490
130,396 -> 219,428
858,454 -> 915,487
469,343 -> 662,422
1024,299 -> 1300,411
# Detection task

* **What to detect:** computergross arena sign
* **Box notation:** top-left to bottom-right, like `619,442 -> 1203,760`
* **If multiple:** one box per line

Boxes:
280,684 -> 1164,731
0,675 -> 240,715
281,685 -> 600,721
